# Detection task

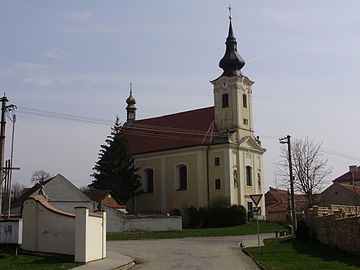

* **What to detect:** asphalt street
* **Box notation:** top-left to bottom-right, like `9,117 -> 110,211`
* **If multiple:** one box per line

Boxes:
107,233 -> 275,270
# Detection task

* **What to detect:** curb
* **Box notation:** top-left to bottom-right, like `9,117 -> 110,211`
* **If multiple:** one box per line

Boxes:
241,248 -> 267,270
114,258 -> 135,270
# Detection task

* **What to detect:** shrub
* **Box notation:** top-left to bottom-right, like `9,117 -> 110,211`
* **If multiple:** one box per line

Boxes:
296,220 -> 317,241
186,205 -> 247,228
169,208 -> 182,217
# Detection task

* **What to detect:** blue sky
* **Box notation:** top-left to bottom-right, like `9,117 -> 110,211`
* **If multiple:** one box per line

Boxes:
1,0 -> 360,190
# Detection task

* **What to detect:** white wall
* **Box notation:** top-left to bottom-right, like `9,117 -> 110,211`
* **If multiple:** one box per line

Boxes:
22,198 -> 75,255
21,196 -> 106,263
124,216 -> 182,232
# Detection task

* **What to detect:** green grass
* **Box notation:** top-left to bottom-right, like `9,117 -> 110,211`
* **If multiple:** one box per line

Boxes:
245,236 -> 360,270
0,251 -> 82,270
107,221 -> 285,240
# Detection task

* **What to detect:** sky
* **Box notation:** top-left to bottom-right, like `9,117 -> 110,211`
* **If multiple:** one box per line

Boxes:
1,0 -> 360,191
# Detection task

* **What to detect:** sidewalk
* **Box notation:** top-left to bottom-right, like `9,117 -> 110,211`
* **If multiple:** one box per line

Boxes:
71,251 -> 135,270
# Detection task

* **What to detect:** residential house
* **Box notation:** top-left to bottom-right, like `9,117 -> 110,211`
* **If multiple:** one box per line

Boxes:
333,165 -> 360,186
265,187 -> 308,224
84,189 -> 127,213
318,183 -> 360,207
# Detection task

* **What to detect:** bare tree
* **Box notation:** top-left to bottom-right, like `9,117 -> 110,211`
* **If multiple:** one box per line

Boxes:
11,182 -> 26,201
277,137 -> 332,206
31,170 -> 52,184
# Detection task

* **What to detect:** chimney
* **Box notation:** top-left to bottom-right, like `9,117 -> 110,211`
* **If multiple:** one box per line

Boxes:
349,165 -> 357,173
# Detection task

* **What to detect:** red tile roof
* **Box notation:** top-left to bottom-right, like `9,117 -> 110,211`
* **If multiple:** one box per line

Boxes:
123,106 -> 227,155
333,167 -> 360,183
265,187 -> 308,212
103,202 -> 127,209
339,183 -> 360,195
84,190 -> 111,202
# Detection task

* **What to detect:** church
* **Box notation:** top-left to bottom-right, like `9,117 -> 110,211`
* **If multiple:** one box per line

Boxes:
123,17 -> 266,217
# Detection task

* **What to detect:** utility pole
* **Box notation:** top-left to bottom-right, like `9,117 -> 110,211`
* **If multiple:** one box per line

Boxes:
0,95 -> 8,215
279,135 -> 297,232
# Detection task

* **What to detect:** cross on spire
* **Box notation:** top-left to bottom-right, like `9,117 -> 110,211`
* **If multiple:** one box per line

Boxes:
228,5 -> 232,20
129,82 -> 133,95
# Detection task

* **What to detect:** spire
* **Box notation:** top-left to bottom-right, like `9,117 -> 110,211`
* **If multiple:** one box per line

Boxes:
219,11 -> 245,77
126,83 -> 137,123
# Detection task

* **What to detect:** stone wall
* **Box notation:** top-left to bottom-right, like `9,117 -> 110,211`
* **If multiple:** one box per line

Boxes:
307,205 -> 360,255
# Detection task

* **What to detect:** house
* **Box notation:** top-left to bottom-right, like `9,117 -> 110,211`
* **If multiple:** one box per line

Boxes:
318,182 -> 360,207
265,187 -> 308,224
84,189 -> 127,213
11,174 -> 93,214
333,165 -> 360,186
123,17 -> 266,217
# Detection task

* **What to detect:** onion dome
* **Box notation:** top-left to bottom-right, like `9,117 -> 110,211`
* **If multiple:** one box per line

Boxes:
219,19 -> 245,76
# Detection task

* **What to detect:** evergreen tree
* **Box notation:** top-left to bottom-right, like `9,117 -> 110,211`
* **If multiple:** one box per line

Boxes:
89,117 -> 141,204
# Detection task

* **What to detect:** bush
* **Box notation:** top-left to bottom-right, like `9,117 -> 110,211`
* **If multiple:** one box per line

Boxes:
296,220 -> 317,241
186,205 -> 247,228
169,208 -> 182,216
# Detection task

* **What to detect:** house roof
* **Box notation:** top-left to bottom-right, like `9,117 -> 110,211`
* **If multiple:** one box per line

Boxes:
84,190 -> 112,202
265,187 -> 308,212
339,183 -> 360,195
123,106 -> 227,155
12,174 -> 90,207
333,168 -> 360,183
84,190 -> 127,209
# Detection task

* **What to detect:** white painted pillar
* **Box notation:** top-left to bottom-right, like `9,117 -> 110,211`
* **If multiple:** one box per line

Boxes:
75,207 -> 88,263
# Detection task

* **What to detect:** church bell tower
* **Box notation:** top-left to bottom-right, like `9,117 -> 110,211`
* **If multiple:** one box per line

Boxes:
211,16 -> 255,142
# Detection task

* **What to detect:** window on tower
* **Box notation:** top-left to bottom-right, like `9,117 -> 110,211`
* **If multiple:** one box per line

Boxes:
243,94 -> 247,108
222,94 -> 229,108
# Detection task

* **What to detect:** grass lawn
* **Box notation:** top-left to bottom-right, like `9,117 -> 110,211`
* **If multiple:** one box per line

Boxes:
245,236 -> 360,270
107,221 -> 285,240
0,251 -> 82,270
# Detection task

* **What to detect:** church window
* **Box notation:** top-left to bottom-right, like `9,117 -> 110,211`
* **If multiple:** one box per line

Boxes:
214,157 -> 220,166
177,165 -> 187,191
243,94 -> 247,108
215,179 -> 221,190
143,168 -> 154,193
222,94 -> 229,108
246,166 -> 252,186
243,119 -> 248,125
258,173 -> 261,189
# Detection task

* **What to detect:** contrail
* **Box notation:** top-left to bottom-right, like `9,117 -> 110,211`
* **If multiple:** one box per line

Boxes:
247,50 -> 279,63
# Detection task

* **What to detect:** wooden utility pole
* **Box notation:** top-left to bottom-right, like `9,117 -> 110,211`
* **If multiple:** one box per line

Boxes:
279,135 -> 297,232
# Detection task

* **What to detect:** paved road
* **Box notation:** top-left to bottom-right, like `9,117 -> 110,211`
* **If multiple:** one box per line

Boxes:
108,233 -> 274,270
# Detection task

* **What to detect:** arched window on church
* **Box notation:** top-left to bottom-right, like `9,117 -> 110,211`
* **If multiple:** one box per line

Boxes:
143,168 -> 154,193
243,94 -> 247,108
258,173 -> 261,189
176,164 -> 187,191
222,94 -> 229,108
246,166 -> 252,186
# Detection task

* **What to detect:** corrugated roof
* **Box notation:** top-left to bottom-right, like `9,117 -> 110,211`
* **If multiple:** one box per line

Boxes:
123,106 -> 227,155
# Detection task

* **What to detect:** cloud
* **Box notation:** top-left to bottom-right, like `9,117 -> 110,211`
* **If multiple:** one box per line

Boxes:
24,76 -> 56,87
12,62 -> 45,70
43,48 -> 61,59
68,11 -> 93,20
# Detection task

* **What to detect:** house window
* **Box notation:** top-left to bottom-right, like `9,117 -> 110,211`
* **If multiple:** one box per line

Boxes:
246,166 -> 252,186
215,179 -> 221,190
177,165 -> 187,191
214,157 -> 220,166
143,168 -> 154,193
243,94 -> 247,108
222,94 -> 229,108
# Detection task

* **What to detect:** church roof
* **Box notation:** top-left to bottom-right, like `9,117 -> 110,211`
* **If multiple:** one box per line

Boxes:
123,106 -> 227,155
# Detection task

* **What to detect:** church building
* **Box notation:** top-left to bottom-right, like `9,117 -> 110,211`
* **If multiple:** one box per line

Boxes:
123,17 -> 266,217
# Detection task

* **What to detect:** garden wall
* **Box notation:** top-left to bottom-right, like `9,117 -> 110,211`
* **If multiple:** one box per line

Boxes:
307,206 -> 360,255
21,195 -> 106,262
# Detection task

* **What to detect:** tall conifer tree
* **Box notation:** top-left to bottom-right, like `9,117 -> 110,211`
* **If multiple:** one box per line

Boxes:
90,117 -> 141,204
